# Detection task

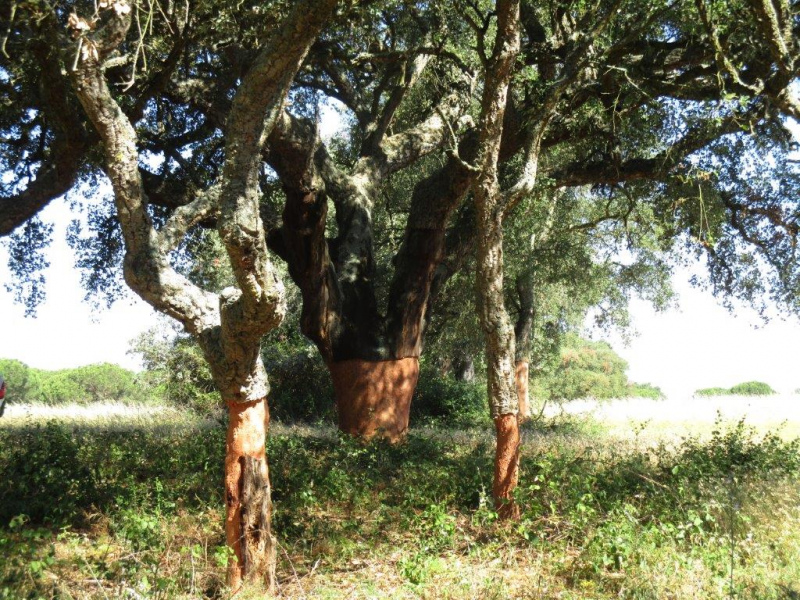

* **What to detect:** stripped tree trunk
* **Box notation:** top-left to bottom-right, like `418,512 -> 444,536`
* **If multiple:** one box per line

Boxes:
224,398 -> 275,591
67,0 -> 338,589
329,358 -> 420,442
471,0 -> 523,518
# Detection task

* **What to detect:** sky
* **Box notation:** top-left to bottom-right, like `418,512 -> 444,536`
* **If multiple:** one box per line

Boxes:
2,193 -> 799,399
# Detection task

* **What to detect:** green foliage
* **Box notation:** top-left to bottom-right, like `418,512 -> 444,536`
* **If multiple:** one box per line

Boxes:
411,361 -> 488,426
0,359 -> 33,403
626,382 -> 666,400
729,381 -> 776,396
696,381 -> 776,397
696,387 -> 732,397
0,358 -> 153,406
534,333 -> 661,401
130,326 -> 218,413
1,415 -> 799,598
266,351 -> 336,423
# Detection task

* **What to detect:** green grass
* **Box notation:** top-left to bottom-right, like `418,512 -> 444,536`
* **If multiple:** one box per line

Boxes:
1,412 -> 799,599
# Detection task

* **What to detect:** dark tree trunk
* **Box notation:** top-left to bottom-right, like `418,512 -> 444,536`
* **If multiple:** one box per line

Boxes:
267,115 -> 477,440
453,352 -> 475,382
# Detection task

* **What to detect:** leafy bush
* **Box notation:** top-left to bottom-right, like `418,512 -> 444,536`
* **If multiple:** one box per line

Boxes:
695,381 -> 776,397
729,381 -> 776,396
535,334 -> 659,401
130,327 -> 217,413
267,351 -> 336,423
0,358 -> 34,403
695,387 -> 731,397
411,361 -> 487,425
626,382 -> 665,399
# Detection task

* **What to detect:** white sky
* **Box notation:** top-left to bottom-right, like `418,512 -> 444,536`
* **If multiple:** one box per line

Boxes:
591,276 -> 800,398
2,194 -> 798,398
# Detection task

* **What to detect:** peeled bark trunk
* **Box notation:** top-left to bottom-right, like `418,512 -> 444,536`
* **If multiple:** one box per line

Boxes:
224,398 -> 276,592
493,413 -> 521,519
328,358 -> 420,442
515,360 -> 530,422
471,0 -> 522,520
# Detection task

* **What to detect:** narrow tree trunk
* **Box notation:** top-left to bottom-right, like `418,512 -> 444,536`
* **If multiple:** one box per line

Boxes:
514,274 -> 535,423
224,398 -> 276,592
471,0 -> 522,519
328,358 -> 419,442
454,353 -> 476,383
515,360 -> 529,421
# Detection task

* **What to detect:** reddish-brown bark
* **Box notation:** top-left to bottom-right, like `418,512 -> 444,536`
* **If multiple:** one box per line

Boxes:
329,358 -> 420,442
493,413 -> 521,520
224,398 -> 276,592
515,360 -> 530,423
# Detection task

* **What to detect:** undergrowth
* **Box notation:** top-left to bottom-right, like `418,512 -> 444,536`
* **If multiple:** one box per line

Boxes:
0,416 -> 798,599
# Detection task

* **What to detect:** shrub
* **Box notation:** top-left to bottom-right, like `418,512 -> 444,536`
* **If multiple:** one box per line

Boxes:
130,328 -> 217,413
695,381 -> 776,397
729,381 -> 776,396
0,358 -> 34,403
533,334 -> 644,401
695,387 -> 731,397
626,382 -> 665,399
411,361 -> 487,426
267,351 -> 336,423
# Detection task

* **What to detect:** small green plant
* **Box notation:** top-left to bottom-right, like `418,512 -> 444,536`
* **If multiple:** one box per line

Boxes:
729,381 -> 776,396
627,382 -> 665,399
696,381 -> 776,397
695,387 -> 731,397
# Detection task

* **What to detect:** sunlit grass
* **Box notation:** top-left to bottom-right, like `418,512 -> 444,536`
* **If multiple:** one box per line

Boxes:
1,398 -> 799,599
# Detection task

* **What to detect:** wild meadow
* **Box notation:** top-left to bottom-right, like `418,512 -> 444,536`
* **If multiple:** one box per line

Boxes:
2,394 -> 799,599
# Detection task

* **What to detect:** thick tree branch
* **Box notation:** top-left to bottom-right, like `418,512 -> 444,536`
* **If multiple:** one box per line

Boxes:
216,0 -> 339,340
69,0 -> 218,335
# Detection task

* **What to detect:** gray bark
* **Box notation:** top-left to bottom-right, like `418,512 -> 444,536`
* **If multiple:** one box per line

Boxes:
472,0 -> 522,419
67,0 -> 338,587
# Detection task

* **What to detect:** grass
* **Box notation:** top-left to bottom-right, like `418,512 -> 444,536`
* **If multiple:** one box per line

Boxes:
1,402 -> 799,599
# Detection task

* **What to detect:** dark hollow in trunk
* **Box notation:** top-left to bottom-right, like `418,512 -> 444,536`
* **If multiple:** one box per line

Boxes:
328,358 -> 420,442
224,398 -> 276,592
